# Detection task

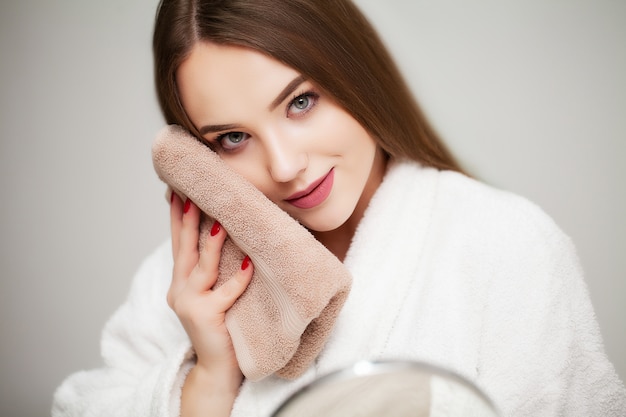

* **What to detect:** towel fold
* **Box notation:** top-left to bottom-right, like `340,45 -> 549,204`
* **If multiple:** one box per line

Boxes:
152,125 -> 352,381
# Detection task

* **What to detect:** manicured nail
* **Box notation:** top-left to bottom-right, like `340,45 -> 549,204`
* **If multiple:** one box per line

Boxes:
183,199 -> 191,213
210,221 -> 221,236
241,256 -> 251,270
170,191 -> 175,204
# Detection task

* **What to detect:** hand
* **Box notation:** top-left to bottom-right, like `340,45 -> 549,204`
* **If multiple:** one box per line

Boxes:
169,193 -> 253,415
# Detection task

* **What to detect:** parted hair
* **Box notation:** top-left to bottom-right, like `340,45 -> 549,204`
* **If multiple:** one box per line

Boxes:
153,0 -> 462,172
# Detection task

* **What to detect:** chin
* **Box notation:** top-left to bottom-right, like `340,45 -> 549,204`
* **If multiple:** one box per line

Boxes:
296,211 -> 353,234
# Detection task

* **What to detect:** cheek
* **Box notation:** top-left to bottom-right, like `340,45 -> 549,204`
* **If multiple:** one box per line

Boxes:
312,107 -> 371,151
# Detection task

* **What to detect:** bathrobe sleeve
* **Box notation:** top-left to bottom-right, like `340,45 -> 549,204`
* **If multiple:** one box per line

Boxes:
475,199 -> 626,417
52,241 -> 193,417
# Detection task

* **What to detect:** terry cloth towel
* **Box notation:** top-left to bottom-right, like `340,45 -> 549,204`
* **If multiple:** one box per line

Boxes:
152,125 -> 352,381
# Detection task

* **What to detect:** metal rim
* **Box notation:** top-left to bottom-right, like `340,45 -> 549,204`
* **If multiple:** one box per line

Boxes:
271,359 -> 499,416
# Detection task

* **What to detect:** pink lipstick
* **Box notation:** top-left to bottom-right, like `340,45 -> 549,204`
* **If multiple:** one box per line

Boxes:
286,169 -> 334,209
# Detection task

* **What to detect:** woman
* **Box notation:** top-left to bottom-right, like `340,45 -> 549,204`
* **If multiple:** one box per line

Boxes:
53,0 -> 626,416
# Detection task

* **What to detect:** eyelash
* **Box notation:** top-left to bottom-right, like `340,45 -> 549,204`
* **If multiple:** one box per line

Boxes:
288,90 -> 319,117
212,89 -> 320,152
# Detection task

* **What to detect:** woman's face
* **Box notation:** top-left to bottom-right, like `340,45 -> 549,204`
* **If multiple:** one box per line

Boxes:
176,42 -> 386,233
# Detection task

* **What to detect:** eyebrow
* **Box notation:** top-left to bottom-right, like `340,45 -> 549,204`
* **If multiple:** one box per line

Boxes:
198,75 -> 307,136
268,74 -> 307,111
199,123 -> 240,136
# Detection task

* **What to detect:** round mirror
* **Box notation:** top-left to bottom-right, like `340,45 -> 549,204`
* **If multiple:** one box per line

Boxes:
272,360 -> 500,417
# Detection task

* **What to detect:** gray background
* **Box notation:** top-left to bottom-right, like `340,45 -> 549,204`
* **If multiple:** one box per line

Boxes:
1,0 -> 624,416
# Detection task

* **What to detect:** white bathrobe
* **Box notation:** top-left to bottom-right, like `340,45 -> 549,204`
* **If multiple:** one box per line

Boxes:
52,161 -> 626,417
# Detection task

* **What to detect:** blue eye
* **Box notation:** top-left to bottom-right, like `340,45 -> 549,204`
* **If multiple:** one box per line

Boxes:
289,92 -> 318,116
293,96 -> 310,110
217,131 -> 249,151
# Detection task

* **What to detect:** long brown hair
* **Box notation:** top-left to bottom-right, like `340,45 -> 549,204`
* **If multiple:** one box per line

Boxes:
153,0 -> 462,172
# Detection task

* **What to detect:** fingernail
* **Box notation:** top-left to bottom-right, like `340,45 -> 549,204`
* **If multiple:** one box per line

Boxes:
170,191 -> 175,204
183,199 -> 191,214
241,256 -> 251,270
210,221 -> 221,236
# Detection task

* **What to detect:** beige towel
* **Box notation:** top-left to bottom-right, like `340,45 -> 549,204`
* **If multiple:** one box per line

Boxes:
152,125 -> 352,381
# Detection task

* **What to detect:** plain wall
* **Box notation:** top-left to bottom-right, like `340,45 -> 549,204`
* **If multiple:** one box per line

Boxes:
0,1 -> 623,416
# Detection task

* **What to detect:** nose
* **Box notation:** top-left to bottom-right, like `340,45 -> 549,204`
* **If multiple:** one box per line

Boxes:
263,131 -> 308,183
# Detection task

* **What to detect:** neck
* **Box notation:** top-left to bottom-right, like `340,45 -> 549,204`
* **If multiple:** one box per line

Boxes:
313,225 -> 355,262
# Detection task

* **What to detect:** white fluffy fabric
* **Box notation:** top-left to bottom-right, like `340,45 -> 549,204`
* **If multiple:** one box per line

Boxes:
52,161 -> 626,417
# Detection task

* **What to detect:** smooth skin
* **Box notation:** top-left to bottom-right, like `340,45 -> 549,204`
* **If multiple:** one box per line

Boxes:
177,42 -> 387,259
169,42 -> 387,417
170,193 -> 253,416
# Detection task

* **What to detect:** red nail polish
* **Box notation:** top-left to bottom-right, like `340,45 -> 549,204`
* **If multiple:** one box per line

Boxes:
170,191 -> 175,204
183,199 -> 191,213
241,256 -> 251,270
210,221 -> 221,236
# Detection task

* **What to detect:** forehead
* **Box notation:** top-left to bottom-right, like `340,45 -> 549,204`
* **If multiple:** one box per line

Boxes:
176,42 -> 300,122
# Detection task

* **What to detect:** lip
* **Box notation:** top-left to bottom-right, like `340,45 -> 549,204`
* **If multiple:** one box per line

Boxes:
285,169 -> 334,209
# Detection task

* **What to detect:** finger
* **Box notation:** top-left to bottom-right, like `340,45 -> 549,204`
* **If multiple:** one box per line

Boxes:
175,199 -> 202,275
168,193 -> 187,305
171,199 -> 202,303
170,192 -> 183,257
189,221 -> 227,291
211,256 -> 254,312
